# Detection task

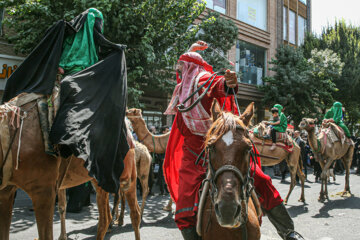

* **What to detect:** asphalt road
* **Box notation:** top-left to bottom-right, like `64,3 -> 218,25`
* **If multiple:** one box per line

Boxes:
8,167 -> 360,240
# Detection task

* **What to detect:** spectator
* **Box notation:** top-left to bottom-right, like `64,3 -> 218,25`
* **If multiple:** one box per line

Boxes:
294,130 -> 308,180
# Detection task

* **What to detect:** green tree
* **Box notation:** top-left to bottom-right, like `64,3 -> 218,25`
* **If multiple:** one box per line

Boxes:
1,0 -> 238,106
260,45 -> 340,126
302,21 -> 360,132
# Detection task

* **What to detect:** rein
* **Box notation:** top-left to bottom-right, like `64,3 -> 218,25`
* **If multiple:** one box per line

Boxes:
177,70 -> 226,113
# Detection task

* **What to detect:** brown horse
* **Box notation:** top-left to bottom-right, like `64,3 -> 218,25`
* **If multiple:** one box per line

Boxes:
0,94 -> 140,240
197,100 -> 261,240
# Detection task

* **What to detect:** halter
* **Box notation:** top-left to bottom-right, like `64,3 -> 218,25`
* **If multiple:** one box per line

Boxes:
196,125 -> 259,240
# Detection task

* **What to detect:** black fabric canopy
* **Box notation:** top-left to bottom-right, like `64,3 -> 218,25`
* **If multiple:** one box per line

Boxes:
3,10 -> 129,193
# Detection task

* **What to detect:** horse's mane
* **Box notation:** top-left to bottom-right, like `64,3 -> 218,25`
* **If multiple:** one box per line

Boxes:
204,112 -> 246,146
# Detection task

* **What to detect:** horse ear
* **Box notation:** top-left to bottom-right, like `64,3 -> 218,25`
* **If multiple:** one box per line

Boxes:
240,102 -> 254,126
211,99 -> 221,122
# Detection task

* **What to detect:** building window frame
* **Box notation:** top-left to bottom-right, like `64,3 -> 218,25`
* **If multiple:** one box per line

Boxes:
201,0 -> 227,15
236,0 -> 268,32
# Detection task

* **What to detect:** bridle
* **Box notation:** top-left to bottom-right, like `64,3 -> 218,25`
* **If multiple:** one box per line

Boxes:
195,125 -> 259,240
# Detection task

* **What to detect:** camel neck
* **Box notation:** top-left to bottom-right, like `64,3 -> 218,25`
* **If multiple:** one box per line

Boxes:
131,117 -> 153,142
307,128 -> 318,152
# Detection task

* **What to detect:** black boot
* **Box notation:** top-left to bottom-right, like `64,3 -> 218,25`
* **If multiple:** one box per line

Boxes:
264,203 -> 305,240
181,227 -> 201,240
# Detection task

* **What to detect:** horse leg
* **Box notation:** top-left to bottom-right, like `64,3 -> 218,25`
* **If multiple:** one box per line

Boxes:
296,165 -> 306,203
92,180 -> 111,240
118,191 -> 126,226
57,189 -> 67,240
30,186 -> 57,240
139,174 -> 149,217
124,178 -> 141,240
0,185 -> 17,240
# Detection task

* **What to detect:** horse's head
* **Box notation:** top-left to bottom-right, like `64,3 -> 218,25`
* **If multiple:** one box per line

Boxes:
204,100 -> 255,228
299,118 -> 317,131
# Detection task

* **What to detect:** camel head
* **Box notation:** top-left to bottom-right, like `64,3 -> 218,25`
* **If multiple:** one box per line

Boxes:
299,118 -> 317,132
126,108 -> 142,119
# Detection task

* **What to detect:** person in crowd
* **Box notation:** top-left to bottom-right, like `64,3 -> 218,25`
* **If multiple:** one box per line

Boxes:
156,126 -> 170,195
294,130 -> 307,180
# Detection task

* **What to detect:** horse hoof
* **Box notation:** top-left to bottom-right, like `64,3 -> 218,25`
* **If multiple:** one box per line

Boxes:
298,198 -> 305,202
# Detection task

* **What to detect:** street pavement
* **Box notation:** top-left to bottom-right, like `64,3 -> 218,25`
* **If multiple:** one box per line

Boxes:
8,167 -> 360,240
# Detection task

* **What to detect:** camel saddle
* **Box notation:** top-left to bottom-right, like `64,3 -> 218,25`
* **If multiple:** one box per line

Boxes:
319,123 -> 354,154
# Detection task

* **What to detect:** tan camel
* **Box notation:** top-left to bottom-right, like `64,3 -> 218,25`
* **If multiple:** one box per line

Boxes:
111,140 -> 152,227
126,108 -> 173,211
250,122 -> 305,204
299,118 -> 353,202
0,95 -> 140,240
126,108 -> 169,154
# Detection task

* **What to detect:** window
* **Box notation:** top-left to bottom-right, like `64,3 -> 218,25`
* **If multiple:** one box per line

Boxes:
237,0 -> 267,31
299,0 -> 307,5
298,16 -> 306,45
202,0 -> 226,14
283,7 -> 288,40
289,10 -> 296,44
236,40 -> 266,85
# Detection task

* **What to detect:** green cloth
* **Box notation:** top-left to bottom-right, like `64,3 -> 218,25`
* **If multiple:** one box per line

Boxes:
324,102 -> 351,137
59,8 -> 104,75
272,104 -> 287,132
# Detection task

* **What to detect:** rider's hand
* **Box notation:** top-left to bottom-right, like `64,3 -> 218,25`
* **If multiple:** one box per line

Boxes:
224,69 -> 237,88
189,40 -> 208,52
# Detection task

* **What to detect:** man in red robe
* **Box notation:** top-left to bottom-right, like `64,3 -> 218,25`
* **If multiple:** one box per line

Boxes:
164,41 -> 304,240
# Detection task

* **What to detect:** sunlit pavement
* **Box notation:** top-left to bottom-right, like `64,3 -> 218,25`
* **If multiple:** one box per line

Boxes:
9,167 -> 360,240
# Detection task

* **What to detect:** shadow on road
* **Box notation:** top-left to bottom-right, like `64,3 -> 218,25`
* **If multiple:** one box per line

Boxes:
312,195 -> 360,218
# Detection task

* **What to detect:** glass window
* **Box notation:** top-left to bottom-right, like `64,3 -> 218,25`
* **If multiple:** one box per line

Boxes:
237,0 -> 267,31
289,10 -> 296,44
236,40 -> 266,85
202,0 -> 226,14
298,16 -> 306,45
299,0 -> 307,5
283,7 -> 288,40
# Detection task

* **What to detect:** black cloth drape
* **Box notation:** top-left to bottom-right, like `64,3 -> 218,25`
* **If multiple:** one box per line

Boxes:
50,52 -> 129,193
3,10 -> 129,193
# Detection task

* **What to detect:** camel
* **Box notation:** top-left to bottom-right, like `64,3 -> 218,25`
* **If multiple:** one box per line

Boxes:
249,122 -> 306,204
299,118 -> 353,202
126,108 -> 169,154
111,140 -> 152,227
0,94 -> 141,240
126,108 -> 173,211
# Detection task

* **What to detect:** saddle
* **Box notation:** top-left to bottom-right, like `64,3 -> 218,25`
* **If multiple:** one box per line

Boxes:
319,123 -> 353,153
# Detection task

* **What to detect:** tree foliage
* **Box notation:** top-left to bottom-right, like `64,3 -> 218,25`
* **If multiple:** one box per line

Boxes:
302,21 -> 360,132
260,45 -> 342,126
0,0 -> 238,106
